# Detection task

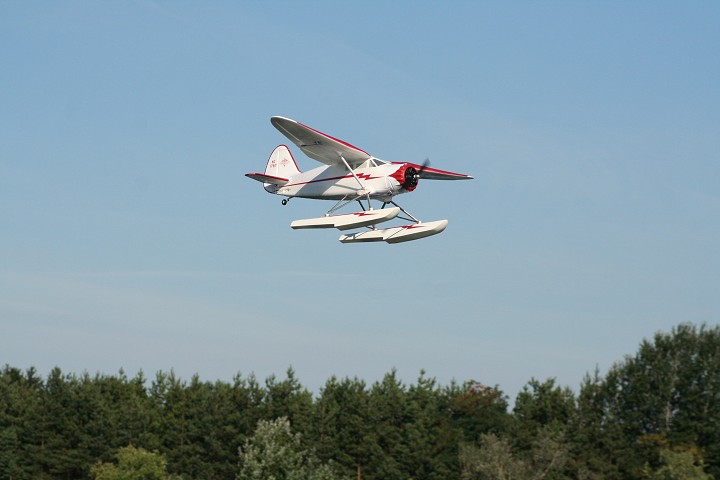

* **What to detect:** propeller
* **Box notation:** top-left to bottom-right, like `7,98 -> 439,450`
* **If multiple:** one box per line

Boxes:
401,159 -> 431,191
415,158 -> 431,180
393,158 -> 430,192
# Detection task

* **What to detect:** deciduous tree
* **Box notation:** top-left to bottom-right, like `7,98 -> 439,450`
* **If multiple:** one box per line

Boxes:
91,445 -> 175,480
237,417 -> 338,480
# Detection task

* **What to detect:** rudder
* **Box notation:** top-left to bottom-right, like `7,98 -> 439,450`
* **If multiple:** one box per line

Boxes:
265,145 -> 301,178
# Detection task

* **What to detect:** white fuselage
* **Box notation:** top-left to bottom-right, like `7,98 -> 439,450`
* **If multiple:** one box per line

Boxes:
265,162 -> 407,202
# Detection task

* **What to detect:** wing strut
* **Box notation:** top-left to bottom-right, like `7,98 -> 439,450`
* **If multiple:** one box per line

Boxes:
339,154 -> 371,210
383,200 -> 421,223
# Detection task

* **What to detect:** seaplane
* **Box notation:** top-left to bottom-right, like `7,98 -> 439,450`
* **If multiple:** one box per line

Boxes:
245,116 -> 473,243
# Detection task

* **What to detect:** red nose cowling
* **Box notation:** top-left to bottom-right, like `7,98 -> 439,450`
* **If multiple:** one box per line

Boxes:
390,164 -> 419,192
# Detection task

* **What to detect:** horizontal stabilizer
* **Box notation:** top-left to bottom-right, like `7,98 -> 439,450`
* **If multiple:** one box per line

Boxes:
245,173 -> 289,186
291,207 -> 401,231
339,220 -> 449,244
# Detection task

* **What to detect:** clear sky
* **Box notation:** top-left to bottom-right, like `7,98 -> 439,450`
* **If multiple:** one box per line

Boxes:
1,1 -> 718,402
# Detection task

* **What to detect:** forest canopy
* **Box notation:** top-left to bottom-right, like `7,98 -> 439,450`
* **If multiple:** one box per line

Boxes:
1,322 -> 718,480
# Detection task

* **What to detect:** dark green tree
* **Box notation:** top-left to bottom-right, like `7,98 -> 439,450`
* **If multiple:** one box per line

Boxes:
511,378 -> 575,455
362,370 -> 409,480
0,366 -> 44,479
151,372 -> 218,478
572,368 -> 623,480
38,368 -> 91,479
448,379 -> 510,442
403,371 -> 457,480
575,323 -> 720,478
261,368 -> 314,435
3,322 -> 717,480
312,376 -> 373,478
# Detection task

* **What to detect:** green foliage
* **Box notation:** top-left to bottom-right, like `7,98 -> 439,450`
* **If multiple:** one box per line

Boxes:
459,428 -> 571,480
449,379 -> 511,442
2,322 -> 719,480
0,366 -> 43,479
312,375 -> 373,477
512,378 -> 575,452
577,323 -> 720,478
237,417 -> 338,480
366,370 -> 410,480
649,448 -> 713,480
262,368 -> 313,428
513,378 -> 575,428
404,371 -> 458,480
460,433 -> 527,480
91,445 -> 175,480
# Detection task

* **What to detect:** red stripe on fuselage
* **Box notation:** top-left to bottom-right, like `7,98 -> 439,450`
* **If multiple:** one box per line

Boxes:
285,173 -> 380,187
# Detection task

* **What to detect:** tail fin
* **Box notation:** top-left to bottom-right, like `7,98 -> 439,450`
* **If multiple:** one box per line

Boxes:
245,145 -> 300,186
265,145 -> 300,178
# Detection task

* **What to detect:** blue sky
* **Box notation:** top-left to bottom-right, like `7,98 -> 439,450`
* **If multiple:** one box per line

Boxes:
1,1 -> 718,401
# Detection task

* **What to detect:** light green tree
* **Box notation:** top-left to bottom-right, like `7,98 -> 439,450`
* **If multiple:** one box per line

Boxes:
237,417 -> 339,480
650,449 -> 713,480
460,433 -> 527,480
460,428 -> 571,480
90,445 -> 176,480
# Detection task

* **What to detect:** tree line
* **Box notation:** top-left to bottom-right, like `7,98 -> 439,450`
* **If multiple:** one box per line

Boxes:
1,323 -> 719,480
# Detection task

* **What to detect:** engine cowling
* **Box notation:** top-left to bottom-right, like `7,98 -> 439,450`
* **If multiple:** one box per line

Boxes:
391,163 -> 419,192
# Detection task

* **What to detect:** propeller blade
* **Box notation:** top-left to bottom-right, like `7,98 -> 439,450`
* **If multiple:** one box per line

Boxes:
415,158 -> 431,178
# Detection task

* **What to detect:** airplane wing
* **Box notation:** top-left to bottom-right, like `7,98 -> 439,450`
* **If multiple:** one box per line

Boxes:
271,116 -> 372,168
402,163 -> 474,181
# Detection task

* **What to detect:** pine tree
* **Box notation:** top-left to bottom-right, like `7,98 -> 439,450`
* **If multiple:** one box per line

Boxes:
262,368 -> 314,435
312,376 -> 373,478
511,378 -> 575,454
448,379 -> 510,442
365,370 -> 410,480
403,371 -> 456,480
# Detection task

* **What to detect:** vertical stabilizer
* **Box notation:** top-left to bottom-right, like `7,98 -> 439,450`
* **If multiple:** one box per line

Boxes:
265,145 -> 301,178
